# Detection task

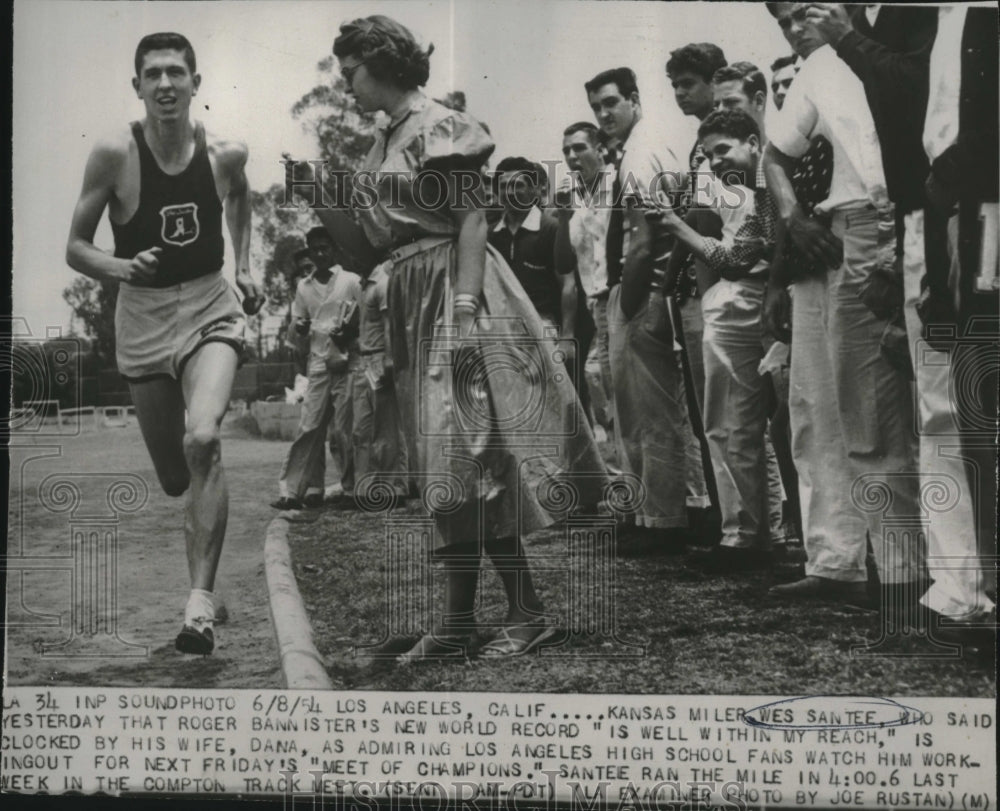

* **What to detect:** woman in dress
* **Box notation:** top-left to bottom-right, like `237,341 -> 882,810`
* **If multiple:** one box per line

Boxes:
318,15 -> 608,662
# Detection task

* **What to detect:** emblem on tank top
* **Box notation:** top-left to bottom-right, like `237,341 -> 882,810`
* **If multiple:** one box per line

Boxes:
160,203 -> 200,247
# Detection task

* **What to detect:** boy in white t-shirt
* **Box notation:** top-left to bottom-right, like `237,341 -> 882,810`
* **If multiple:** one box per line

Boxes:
272,227 -> 362,509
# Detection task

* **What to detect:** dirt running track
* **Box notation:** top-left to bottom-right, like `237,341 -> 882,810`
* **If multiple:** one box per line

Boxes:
6,421 -> 290,688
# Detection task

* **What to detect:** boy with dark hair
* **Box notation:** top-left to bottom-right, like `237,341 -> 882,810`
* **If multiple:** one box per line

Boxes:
584,67 -> 639,104
709,60 -> 801,555
648,110 -> 779,570
762,2 -> 922,605
586,66 -> 706,549
713,63 -> 768,119
488,156 -> 569,330
665,43 -> 729,121
555,121 -> 616,436
664,43 -> 732,543
769,55 -> 798,110
272,227 -> 361,511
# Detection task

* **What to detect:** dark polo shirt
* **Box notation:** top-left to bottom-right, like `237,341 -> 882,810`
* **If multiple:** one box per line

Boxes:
488,206 -> 564,323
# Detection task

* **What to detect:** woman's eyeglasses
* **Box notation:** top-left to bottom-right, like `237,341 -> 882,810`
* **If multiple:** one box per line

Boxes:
341,60 -> 367,85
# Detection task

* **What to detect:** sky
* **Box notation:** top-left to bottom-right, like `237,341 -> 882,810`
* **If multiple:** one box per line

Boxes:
12,0 -> 790,337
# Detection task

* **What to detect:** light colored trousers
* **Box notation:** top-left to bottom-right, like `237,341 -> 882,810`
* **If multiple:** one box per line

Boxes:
677,297 -> 712,509
608,285 -> 696,528
702,277 -> 784,548
789,206 -> 922,584
351,363 -> 409,498
278,355 -> 355,499
904,210 -> 994,618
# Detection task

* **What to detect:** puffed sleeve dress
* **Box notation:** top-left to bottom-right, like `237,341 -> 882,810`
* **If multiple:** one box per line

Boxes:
353,94 -> 610,548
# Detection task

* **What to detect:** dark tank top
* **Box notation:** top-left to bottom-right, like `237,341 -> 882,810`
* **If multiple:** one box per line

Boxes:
111,121 -> 224,287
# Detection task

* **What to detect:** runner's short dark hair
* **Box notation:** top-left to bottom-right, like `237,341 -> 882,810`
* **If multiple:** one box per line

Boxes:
713,62 -> 768,100
665,43 -> 727,82
698,109 -> 760,144
135,32 -> 196,76
584,67 -> 638,99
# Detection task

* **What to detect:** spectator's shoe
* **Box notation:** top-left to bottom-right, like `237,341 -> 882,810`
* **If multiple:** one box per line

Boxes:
302,493 -> 324,509
686,507 -> 722,548
175,625 -> 214,655
768,576 -> 872,608
933,608 -> 997,656
693,545 -> 772,574
270,496 -> 302,511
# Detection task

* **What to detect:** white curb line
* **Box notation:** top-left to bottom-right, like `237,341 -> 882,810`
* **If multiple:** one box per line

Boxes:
264,515 -> 333,689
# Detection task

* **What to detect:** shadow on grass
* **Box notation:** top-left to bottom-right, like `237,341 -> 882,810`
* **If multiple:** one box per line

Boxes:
288,504 -> 995,696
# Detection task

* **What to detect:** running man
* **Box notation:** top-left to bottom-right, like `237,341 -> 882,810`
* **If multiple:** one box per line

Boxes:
66,32 -> 264,655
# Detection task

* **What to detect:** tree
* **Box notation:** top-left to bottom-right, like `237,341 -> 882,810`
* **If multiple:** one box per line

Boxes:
252,61 -> 379,315
62,277 -> 118,368
250,185 -> 314,314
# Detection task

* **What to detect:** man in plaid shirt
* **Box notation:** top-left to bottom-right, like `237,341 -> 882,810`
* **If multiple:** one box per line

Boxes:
648,109 -> 778,571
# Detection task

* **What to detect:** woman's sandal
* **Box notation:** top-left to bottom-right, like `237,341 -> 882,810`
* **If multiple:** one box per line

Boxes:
480,621 -> 558,658
396,629 -> 477,664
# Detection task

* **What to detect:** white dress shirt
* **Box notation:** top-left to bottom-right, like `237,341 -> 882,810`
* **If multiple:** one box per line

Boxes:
769,45 -> 890,213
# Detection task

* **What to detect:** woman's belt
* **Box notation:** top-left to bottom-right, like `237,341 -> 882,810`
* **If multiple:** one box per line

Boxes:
385,235 -> 454,264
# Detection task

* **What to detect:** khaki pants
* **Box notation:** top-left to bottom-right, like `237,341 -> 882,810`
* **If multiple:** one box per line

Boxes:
278,355 -> 354,499
790,207 -> 922,584
702,277 -> 783,548
904,210 -> 994,617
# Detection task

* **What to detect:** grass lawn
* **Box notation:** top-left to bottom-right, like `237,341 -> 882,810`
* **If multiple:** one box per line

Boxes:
287,499 -> 996,697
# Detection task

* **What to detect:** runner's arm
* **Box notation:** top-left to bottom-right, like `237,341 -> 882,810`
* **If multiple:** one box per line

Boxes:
225,144 -> 253,278
223,143 -> 264,311
66,141 -> 155,285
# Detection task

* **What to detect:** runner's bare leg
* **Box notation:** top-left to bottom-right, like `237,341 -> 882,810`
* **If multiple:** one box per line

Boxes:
129,378 -> 189,497
180,341 -> 239,592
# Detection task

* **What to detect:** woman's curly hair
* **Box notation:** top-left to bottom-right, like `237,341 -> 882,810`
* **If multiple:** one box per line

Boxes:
333,16 -> 434,90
